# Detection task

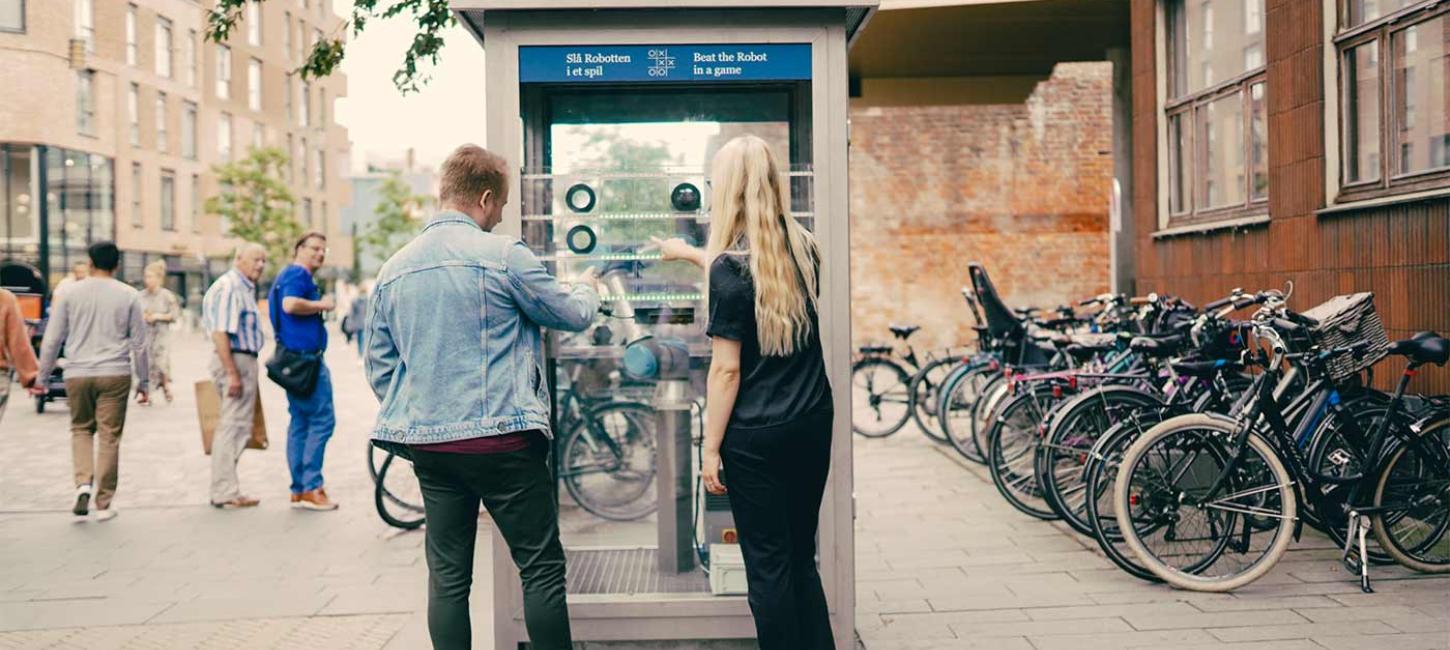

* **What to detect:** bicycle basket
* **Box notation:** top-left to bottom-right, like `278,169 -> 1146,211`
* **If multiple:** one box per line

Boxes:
1300,292 -> 1389,382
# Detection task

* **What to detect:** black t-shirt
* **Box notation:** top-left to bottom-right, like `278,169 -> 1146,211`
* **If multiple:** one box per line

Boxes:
706,253 -> 832,429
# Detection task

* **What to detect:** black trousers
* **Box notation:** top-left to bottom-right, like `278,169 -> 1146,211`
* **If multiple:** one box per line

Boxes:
411,435 -> 572,650
720,408 -> 835,650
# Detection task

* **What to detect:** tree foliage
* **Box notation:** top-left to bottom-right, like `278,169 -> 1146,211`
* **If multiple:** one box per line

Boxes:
205,148 -> 304,271
207,0 -> 454,94
360,172 -> 427,266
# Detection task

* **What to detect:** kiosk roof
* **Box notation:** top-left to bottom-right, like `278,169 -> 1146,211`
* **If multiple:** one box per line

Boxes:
452,0 -> 878,44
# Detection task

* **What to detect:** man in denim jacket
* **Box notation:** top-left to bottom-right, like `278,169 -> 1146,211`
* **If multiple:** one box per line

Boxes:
366,144 -> 599,650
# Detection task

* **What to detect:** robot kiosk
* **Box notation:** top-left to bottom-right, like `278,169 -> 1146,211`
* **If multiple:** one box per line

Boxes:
452,1 -> 874,647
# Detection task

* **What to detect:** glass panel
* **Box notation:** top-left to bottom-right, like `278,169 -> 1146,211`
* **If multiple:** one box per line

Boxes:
131,162 -> 142,227
1168,111 -> 1190,213
160,171 -> 175,231
183,102 -> 197,159
1344,40 -> 1382,183
185,30 -> 197,87
217,45 -> 231,99
1169,0 -> 1267,98
1197,90 -> 1246,209
218,113 -> 232,161
1346,0 -> 1418,28
156,93 -> 168,153
155,18 -> 172,78
128,84 -> 140,145
125,5 -> 136,63
4,146 -> 35,242
93,154 -> 113,241
76,71 -> 93,135
248,59 -> 262,111
0,0 -> 22,32
1393,16 -> 1450,174
191,174 -> 200,233
1249,82 -> 1268,200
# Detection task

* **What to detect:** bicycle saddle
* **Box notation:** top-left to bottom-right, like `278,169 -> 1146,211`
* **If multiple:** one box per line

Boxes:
889,324 -> 921,340
1171,358 -> 1241,377
1129,334 -> 1185,358
1388,332 -> 1448,366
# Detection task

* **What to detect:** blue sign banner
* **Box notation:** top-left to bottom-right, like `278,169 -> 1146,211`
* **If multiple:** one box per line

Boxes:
519,44 -> 812,83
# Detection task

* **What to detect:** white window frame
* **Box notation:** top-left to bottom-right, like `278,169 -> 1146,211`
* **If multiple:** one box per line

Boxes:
218,112 -> 233,162
155,16 -> 173,79
247,58 -> 262,112
74,0 -> 94,52
131,162 -> 143,228
182,101 -> 197,160
160,169 -> 175,231
0,0 -> 25,34
128,83 -> 140,146
216,44 -> 231,100
184,29 -> 198,87
125,4 -> 137,65
155,92 -> 168,153
246,1 -> 261,47
75,69 -> 95,136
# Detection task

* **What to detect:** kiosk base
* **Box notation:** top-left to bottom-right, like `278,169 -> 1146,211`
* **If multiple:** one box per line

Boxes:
567,548 -> 710,595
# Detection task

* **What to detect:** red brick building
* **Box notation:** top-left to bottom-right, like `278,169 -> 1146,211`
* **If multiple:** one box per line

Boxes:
1129,0 -> 1450,391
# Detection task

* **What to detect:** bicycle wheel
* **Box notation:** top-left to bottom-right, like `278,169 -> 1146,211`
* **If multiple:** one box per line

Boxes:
973,375 -> 1012,462
1114,414 -> 1296,592
1371,415 -> 1450,573
1084,414 -> 1168,582
940,364 -> 996,463
987,387 -> 1061,520
1039,386 -> 1163,535
908,357 -> 957,443
374,451 -> 426,530
561,403 -> 658,521
851,358 -> 912,438
1302,397 -> 1396,565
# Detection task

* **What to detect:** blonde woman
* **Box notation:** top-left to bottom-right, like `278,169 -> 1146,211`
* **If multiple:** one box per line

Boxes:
654,135 -> 834,649
139,261 -> 179,403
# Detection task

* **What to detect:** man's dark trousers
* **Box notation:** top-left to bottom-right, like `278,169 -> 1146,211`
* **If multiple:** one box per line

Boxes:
411,435 -> 571,650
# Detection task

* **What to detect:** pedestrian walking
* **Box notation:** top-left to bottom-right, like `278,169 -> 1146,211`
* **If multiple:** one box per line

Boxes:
33,242 -> 150,523
53,260 -> 91,298
343,288 -> 366,358
139,261 -> 179,404
267,232 -> 338,511
366,144 -> 599,650
0,287 -> 40,421
202,243 -> 267,510
656,135 -> 835,649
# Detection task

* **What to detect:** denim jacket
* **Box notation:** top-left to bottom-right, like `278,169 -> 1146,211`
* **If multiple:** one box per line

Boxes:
365,212 -> 599,444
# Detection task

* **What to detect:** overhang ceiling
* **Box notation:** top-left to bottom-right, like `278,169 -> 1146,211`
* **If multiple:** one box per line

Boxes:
850,0 -> 1130,78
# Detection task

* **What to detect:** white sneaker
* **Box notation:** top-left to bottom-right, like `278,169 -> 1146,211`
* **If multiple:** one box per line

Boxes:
93,508 -> 118,522
73,484 -> 92,517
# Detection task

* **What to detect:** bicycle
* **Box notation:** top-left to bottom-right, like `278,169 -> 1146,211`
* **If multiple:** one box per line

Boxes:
852,323 -> 947,439
368,442 -> 425,531
1114,291 -> 1449,592
554,373 -> 659,522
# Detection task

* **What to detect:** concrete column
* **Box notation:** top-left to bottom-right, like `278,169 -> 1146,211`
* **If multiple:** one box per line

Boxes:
1107,47 -> 1135,296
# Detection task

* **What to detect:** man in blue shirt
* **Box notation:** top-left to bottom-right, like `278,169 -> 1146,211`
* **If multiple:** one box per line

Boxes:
270,232 -> 338,511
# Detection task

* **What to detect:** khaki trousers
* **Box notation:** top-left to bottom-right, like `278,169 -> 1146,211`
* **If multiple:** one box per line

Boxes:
65,376 -> 132,510
208,353 -> 259,503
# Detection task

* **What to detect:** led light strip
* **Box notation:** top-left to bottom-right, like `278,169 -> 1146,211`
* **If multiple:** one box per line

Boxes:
599,293 -> 703,302
521,170 -> 815,181
521,211 -> 813,221
539,252 -> 664,263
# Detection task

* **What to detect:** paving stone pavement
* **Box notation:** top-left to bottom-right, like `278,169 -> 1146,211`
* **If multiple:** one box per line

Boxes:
2,331 -> 1447,648
851,430 -> 1450,650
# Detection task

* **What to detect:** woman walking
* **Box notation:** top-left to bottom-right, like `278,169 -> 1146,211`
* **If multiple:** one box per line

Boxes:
656,135 -> 835,649
139,261 -> 179,403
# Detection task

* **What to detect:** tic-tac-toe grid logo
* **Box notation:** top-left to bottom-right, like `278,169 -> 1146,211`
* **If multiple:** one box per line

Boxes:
647,48 -> 676,77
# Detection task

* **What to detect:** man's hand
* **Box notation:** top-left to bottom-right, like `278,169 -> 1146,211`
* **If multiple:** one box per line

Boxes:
28,384 -> 46,397
135,389 -> 150,406
575,265 -> 601,290
226,371 -> 243,399
318,296 -> 336,312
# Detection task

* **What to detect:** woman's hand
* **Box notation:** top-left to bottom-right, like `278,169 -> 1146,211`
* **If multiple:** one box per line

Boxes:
702,448 -> 726,495
649,236 -> 704,268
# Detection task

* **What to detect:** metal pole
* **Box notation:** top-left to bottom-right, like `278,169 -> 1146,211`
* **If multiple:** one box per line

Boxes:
35,145 -> 49,288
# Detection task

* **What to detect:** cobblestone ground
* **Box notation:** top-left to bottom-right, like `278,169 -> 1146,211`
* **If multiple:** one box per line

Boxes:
2,331 -> 1447,649
853,430 -> 1450,650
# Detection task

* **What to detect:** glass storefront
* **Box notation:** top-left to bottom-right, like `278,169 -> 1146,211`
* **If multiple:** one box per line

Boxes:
0,143 -> 116,289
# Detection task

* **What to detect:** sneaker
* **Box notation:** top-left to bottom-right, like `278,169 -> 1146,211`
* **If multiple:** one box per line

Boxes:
290,492 -> 302,508
73,485 -> 92,516
210,496 -> 261,509
93,508 -> 118,522
296,489 -> 338,511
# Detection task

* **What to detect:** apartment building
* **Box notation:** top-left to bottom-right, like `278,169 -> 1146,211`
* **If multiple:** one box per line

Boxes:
0,0 -> 351,310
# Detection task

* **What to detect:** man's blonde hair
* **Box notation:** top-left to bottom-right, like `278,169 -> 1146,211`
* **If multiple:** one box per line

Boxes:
439,144 -> 508,208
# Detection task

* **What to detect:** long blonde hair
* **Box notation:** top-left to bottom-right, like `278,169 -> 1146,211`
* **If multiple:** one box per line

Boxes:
705,136 -> 819,357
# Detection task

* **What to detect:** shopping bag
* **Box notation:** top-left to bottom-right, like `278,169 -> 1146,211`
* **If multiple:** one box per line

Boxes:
195,379 -> 269,454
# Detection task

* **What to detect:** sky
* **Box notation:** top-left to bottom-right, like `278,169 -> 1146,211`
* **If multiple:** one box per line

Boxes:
332,3 -> 487,174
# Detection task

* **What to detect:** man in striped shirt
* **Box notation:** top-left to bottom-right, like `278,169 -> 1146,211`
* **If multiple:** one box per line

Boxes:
202,243 -> 267,509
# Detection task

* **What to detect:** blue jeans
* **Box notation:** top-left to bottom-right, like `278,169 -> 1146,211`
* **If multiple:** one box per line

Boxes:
286,362 -> 335,494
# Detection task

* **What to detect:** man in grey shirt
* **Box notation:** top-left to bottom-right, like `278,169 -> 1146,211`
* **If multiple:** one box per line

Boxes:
34,242 -> 149,522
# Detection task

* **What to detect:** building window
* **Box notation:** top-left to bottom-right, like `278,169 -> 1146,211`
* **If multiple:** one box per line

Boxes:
315,149 -> 324,189
128,84 -> 140,146
155,92 -> 168,153
76,70 -> 95,136
191,173 -> 201,233
160,170 -> 175,231
182,102 -> 197,160
218,112 -> 233,161
299,136 -> 308,182
299,80 -> 310,127
155,17 -> 173,79
74,0 -> 93,52
1336,2 -> 1449,197
1162,0 -> 1268,225
185,30 -> 198,87
285,79 -> 293,124
302,198 -> 313,228
125,5 -> 137,65
0,0 -> 24,33
252,123 -> 264,151
284,12 -> 293,61
216,44 -> 231,99
246,1 -> 261,46
286,133 -> 295,181
247,58 -> 262,112
131,162 -> 143,228
319,88 -> 327,125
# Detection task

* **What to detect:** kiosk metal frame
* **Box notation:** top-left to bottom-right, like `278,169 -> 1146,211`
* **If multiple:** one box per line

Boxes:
452,3 -> 873,646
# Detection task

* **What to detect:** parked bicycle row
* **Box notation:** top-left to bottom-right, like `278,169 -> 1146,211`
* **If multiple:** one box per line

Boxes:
851,264 -> 1449,593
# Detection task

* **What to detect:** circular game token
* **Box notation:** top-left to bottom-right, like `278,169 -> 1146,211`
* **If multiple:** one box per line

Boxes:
565,183 -> 596,213
566,224 -> 598,254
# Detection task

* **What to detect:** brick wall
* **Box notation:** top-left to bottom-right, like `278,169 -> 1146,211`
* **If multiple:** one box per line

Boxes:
849,62 -> 1114,353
